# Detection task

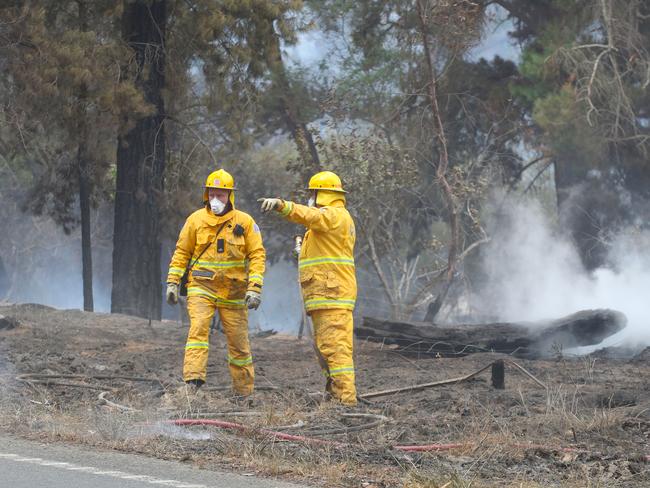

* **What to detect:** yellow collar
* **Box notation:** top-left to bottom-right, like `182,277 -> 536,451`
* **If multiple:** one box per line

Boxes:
201,207 -> 235,224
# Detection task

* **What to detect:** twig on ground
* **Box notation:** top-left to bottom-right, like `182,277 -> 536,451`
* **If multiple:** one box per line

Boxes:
17,376 -> 115,391
16,373 -> 166,392
505,359 -> 548,389
98,391 -> 140,412
360,362 -> 494,399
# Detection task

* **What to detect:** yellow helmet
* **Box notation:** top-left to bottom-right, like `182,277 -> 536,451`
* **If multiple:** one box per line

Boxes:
307,171 -> 346,193
203,169 -> 236,207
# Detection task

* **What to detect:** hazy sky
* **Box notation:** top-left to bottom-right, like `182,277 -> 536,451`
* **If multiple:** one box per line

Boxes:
468,6 -> 521,62
285,4 -> 521,67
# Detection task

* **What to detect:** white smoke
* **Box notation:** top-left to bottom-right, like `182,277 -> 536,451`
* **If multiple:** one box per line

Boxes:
132,421 -> 212,441
477,196 -> 650,352
1,204 -> 113,312
250,260 -> 304,334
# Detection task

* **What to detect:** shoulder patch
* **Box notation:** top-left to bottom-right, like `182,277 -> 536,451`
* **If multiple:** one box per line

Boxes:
253,223 -> 260,233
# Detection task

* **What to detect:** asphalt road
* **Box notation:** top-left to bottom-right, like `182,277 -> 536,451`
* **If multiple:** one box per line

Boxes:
0,435 -> 306,488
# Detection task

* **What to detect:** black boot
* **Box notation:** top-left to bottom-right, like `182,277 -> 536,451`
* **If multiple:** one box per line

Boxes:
185,379 -> 205,388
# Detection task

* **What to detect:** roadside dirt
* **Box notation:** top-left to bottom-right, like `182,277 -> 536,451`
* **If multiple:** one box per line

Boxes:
0,303 -> 648,487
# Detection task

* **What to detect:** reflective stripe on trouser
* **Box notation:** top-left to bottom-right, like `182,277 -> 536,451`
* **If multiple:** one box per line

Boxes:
310,309 -> 357,406
184,295 -> 254,395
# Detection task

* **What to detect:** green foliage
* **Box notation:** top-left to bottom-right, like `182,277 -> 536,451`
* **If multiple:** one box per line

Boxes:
0,2 -> 150,231
511,0 -> 650,175
3,0 -> 648,312
512,48 -> 555,103
161,0 -> 308,233
532,85 -> 604,168
323,134 -> 420,244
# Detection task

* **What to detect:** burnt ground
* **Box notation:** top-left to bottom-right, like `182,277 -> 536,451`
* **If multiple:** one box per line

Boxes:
0,303 -> 648,487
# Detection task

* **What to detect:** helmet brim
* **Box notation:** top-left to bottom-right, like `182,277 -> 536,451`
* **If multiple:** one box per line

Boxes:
306,187 -> 347,193
206,185 -> 237,190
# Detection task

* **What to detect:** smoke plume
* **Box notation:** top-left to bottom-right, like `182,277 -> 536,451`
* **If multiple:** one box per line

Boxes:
477,195 -> 650,353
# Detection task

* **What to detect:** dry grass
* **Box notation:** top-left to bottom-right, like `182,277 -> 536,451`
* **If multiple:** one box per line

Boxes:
0,305 -> 647,487
0,387 -> 645,487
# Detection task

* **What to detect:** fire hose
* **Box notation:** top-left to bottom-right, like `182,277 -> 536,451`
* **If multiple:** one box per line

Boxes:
165,417 -> 650,462
168,418 -> 345,447
15,374 -> 650,462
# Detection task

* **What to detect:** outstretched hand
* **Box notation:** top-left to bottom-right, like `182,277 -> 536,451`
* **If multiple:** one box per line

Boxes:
257,198 -> 282,213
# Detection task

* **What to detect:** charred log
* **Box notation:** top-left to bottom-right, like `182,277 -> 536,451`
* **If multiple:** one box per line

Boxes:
355,309 -> 627,358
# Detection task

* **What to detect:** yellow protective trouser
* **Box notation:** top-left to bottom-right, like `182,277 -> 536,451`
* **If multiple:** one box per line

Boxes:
184,295 -> 254,395
310,309 -> 357,406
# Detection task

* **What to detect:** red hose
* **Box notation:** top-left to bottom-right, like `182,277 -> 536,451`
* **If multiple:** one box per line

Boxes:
169,418 -> 649,462
169,418 -> 343,447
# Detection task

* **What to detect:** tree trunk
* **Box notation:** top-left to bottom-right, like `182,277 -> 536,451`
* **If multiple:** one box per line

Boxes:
0,255 -> 8,299
77,143 -> 93,312
111,0 -> 166,320
77,1 -> 93,312
554,159 -> 626,271
417,1 -> 460,322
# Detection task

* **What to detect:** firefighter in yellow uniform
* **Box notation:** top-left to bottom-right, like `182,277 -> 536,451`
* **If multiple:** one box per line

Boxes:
258,171 -> 357,405
166,169 -> 265,396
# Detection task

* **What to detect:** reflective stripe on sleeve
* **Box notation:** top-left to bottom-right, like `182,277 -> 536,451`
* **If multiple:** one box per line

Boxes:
168,267 -> 185,276
248,274 -> 264,285
279,201 -> 293,216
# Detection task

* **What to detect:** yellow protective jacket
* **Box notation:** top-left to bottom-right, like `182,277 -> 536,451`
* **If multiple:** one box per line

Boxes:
167,207 -> 265,308
278,199 -> 357,312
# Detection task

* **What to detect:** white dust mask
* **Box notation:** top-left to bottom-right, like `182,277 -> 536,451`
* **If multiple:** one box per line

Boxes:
210,197 -> 226,215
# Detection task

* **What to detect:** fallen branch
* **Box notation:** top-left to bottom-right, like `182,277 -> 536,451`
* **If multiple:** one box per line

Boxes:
16,372 -> 166,393
16,375 -> 115,391
360,359 -> 548,399
17,373 -> 163,385
360,362 -> 494,399
504,359 -> 547,389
